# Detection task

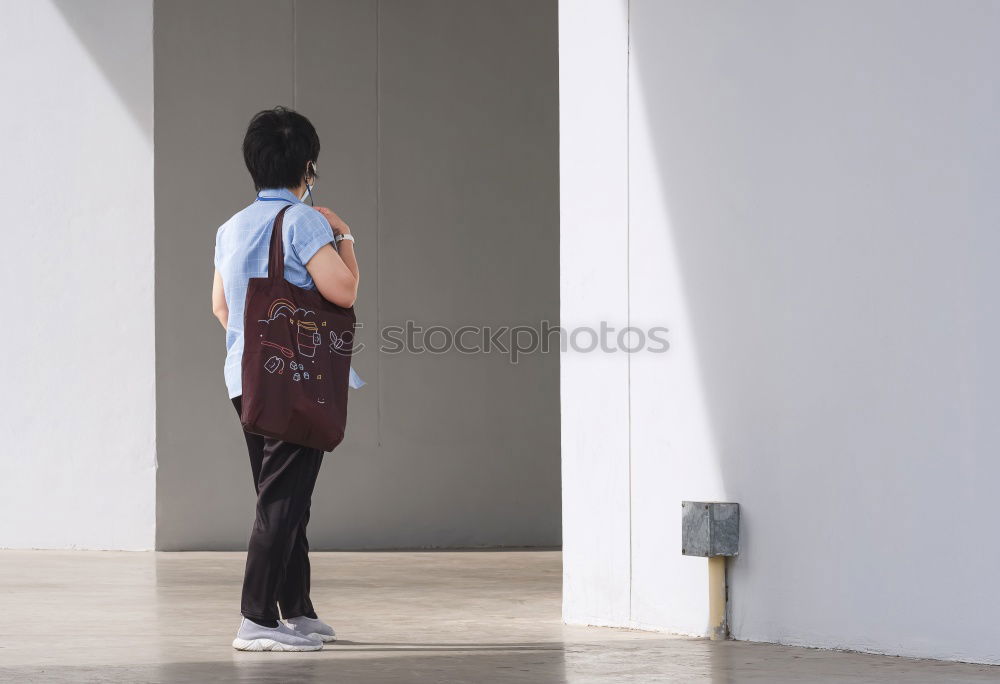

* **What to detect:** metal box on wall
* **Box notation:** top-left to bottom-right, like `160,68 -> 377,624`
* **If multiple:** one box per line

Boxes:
681,501 -> 740,557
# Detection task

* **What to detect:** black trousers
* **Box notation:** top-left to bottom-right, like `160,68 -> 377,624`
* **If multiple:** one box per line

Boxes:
231,396 -> 324,623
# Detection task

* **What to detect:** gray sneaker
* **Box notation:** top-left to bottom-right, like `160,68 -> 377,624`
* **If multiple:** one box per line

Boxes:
232,617 -> 324,652
284,615 -> 337,643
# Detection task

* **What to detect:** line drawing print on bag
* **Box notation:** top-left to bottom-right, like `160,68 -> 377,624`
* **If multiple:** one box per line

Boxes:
261,340 -> 295,358
330,331 -> 346,353
264,356 -> 285,375
297,320 -> 321,357
258,298 -> 315,324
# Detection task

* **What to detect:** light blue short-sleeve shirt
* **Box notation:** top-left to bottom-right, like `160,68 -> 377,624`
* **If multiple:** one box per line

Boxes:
214,187 -> 362,398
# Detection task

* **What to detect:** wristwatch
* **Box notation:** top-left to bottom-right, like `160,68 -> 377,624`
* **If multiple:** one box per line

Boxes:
335,234 -> 355,245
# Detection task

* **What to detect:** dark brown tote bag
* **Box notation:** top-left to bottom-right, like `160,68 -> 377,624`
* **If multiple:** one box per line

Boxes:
240,204 -> 356,451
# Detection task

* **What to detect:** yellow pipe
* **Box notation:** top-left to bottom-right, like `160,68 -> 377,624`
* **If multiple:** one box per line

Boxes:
708,556 -> 727,640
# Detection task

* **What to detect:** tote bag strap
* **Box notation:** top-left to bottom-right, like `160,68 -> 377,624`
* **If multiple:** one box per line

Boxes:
267,204 -> 293,282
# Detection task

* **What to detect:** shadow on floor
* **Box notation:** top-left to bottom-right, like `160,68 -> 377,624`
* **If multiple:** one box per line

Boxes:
0,648 -> 568,684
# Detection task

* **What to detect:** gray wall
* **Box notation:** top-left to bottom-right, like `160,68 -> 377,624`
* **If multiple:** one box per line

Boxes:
154,0 -> 560,549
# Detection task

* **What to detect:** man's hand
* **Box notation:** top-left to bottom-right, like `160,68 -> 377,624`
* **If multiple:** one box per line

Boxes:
314,206 -> 351,236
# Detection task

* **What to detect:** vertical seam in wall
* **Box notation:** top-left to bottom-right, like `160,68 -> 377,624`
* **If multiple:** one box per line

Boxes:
375,0 -> 383,446
151,1 -> 160,549
292,0 -> 297,107
625,0 -> 633,624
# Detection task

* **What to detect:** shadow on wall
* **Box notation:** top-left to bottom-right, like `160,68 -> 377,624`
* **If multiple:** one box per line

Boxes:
630,0 -> 1000,661
53,0 -> 153,140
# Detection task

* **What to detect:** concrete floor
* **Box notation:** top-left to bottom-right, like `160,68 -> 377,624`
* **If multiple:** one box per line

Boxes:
0,550 -> 996,683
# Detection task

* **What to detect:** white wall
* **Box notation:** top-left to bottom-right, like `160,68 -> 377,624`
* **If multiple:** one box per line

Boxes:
559,0 -> 631,627
561,0 -> 1000,665
0,0 -> 155,549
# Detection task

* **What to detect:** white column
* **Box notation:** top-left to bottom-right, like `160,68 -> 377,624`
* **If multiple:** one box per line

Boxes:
0,0 -> 155,549
559,0 -> 632,626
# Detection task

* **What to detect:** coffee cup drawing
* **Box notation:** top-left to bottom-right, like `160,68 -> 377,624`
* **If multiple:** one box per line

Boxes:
297,320 -> 322,357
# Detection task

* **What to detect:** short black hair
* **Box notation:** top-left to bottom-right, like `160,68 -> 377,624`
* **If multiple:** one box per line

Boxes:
242,106 -> 320,191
